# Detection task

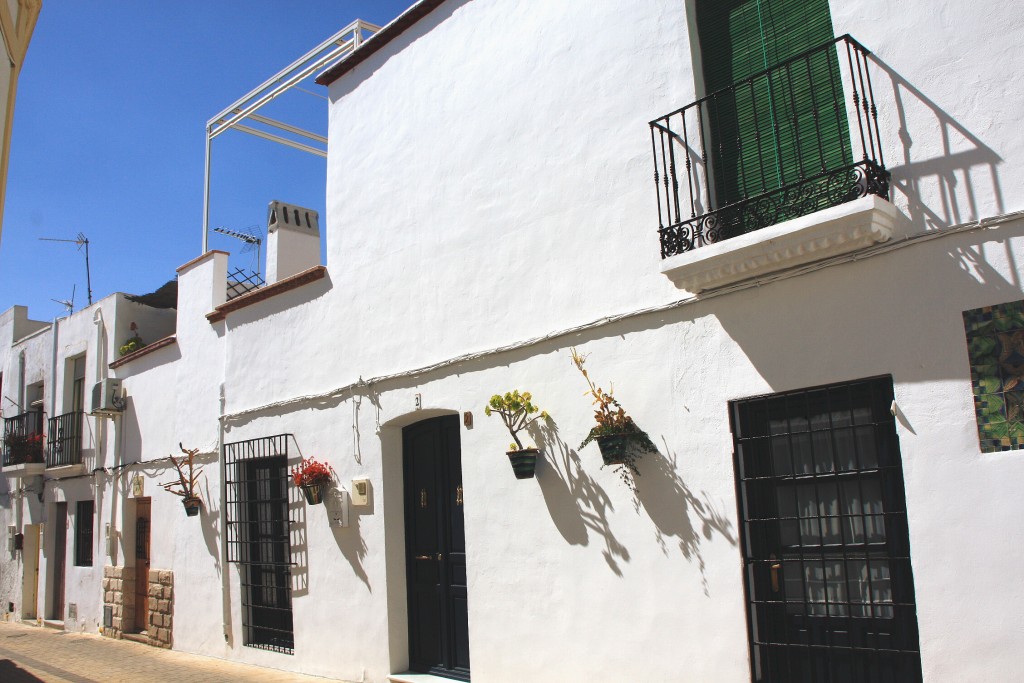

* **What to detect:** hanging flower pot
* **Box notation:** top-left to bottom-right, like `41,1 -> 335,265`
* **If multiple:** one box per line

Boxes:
595,434 -> 631,466
292,457 -> 335,506
182,496 -> 201,517
506,448 -> 540,479
162,444 -> 206,516
301,483 -> 325,505
485,390 -> 550,481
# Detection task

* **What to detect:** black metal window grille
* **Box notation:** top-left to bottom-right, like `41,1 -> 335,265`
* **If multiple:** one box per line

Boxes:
135,518 -> 149,561
730,377 -> 921,682
227,268 -> 265,301
47,411 -> 83,468
75,500 -> 94,567
3,411 -> 45,466
224,434 -> 294,654
650,35 -> 889,258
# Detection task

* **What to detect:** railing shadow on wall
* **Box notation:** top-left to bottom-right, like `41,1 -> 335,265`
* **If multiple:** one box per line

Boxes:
530,419 -> 630,576
868,55 -> 1006,233
286,438 -> 309,599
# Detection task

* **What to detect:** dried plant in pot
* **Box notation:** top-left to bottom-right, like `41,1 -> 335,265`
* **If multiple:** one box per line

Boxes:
161,443 -> 204,516
571,347 -> 655,489
291,457 -> 334,505
485,390 -> 549,479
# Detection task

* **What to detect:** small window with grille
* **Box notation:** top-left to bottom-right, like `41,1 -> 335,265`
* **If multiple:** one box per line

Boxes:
224,434 -> 294,654
75,500 -> 94,567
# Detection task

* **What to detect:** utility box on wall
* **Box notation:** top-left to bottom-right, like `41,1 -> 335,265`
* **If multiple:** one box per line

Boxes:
91,378 -> 123,415
325,489 -> 349,528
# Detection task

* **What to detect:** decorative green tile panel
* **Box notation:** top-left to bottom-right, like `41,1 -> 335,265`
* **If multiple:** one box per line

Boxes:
964,300 -> 1024,452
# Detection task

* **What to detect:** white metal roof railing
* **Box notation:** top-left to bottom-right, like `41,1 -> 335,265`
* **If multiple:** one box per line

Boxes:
201,19 -> 381,253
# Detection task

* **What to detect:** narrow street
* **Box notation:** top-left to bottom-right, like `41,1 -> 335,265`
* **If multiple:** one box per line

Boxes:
0,621 -> 346,683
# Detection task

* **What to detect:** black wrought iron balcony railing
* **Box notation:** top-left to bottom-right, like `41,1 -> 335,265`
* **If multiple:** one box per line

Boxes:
47,411 -> 83,468
650,35 -> 889,259
2,412 -> 45,467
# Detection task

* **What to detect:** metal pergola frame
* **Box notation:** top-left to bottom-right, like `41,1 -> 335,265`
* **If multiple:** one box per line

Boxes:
201,19 -> 381,253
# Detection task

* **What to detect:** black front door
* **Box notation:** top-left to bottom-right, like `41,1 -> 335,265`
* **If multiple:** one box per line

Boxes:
731,377 -> 922,682
404,416 -> 470,680
242,456 -> 294,652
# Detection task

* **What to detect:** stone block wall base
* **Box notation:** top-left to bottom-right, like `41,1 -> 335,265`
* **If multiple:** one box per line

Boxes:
102,565 -> 134,640
147,569 -> 173,649
104,565 -> 172,648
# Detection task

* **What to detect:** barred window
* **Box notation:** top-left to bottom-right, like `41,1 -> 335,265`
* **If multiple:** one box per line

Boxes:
224,434 -> 294,653
75,500 -> 94,567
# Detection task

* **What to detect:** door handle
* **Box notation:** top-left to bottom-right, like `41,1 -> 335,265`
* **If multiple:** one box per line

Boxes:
770,562 -> 782,593
414,553 -> 443,561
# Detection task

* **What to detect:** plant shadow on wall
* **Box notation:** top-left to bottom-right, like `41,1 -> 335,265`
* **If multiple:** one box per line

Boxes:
529,418 -> 630,576
329,487 -> 371,592
635,439 -> 737,596
197,476 -> 222,577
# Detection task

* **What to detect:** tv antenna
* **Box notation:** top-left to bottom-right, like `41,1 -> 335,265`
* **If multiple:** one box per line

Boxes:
51,284 -> 76,315
39,232 -> 93,306
213,225 -> 263,275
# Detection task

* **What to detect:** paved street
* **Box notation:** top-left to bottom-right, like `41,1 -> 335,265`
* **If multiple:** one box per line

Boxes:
0,620 -> 346,682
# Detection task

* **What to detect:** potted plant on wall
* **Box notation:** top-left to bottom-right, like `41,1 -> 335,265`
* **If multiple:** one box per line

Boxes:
161,443 -> 204,516
118,322 -> 146,357
291,457 -> 334,505
485,390 -> 549,479
570,348 -> 655,487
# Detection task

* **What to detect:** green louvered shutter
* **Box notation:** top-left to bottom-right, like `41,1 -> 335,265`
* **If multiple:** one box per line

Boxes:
696,0 -> 852,221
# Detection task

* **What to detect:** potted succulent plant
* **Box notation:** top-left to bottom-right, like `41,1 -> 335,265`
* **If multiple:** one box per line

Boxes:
291,457 -> 334,505
119,322 -> 146,357
571,347 -> 654,486
161,443 -> 204,516
485,390 -> 549,479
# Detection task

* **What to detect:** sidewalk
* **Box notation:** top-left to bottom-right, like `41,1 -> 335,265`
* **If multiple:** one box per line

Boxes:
0,621 -> 349,683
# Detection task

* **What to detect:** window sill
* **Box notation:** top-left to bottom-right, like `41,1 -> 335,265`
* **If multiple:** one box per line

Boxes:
2,462 -> 45,477
660,195 -> 905,293
46,463 -> 87,478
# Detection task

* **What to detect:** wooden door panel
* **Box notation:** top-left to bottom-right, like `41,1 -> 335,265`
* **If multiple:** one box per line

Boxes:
404,416 -> 470,680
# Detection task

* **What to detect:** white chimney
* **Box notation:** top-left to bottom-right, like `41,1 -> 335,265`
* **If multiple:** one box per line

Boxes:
266,201 -> 321,284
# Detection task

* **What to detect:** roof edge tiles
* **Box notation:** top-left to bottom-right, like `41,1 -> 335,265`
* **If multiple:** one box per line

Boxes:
315,0 -> 448,87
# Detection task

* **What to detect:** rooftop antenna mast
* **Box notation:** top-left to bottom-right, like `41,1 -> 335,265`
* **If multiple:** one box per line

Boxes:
39,233 -> 93,306
213,225 -> 263,275
51,284 -> 76,315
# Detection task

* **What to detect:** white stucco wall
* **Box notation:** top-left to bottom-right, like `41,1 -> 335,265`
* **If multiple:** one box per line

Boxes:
2,1 -> 1023,681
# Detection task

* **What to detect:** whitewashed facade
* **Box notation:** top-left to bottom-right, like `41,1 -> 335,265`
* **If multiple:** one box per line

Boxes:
3,0 -> 1024,681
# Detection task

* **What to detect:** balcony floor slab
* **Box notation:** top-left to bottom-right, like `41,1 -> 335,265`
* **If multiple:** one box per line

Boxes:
2,462 -> 46,477
46,463 -> 87,478
660,195 -> 906,293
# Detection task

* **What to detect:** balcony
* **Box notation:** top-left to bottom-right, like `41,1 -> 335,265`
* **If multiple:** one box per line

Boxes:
650,36 -> 895,290
2,412 -> 46,477
47,411 -> 85,476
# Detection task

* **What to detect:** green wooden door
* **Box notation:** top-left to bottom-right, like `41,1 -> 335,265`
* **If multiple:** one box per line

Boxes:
696,0 -> 852,218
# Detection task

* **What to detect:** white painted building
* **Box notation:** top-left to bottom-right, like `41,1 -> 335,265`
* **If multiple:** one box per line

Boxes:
3,0 -> 1024,681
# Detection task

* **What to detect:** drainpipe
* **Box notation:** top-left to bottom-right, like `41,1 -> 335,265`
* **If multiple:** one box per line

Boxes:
218,382 -> 231,644
17,350 -> 25,412
49,317 -> 60,419
91,309 -> 106,466
93,307 -> 117,565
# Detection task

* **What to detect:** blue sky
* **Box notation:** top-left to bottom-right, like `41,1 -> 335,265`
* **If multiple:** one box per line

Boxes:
0,0 -> 413,320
